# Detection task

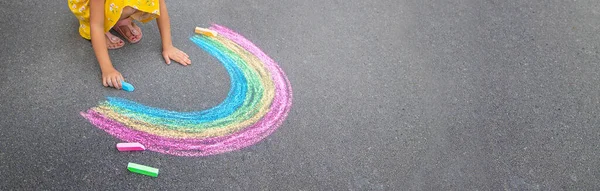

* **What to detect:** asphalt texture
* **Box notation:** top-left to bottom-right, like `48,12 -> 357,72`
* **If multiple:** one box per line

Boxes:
1,0 -> 600,190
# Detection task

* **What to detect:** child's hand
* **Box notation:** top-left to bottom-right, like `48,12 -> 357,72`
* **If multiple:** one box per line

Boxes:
102,68 -> 124,89
162,46 -> 191,66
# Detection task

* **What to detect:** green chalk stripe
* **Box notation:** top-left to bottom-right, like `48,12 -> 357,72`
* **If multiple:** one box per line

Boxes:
127,162 -> 159,177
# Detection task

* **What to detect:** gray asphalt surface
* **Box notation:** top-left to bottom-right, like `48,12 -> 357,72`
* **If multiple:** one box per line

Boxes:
1,0 -> 600,190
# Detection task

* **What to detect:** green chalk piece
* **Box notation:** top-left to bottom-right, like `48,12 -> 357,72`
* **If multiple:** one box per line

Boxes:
127,162 -> 159,177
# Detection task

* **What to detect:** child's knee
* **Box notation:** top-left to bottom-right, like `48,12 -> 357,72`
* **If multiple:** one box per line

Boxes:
119,6 -> 138,20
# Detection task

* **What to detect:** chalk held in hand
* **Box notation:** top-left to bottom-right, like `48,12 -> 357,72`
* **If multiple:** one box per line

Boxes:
120,80 -> 134,92
127,162 -> 159,177
195,27 -> 218,37
116,143 -> 146,151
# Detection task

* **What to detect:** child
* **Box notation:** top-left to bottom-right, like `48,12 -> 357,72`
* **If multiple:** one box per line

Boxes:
69,0 -> 192,89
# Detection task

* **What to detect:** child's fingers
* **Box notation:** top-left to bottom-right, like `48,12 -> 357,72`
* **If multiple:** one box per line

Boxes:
177,55 -> 190,66
184,56 -> 191,65
163,53 -> 171,65
177,50 -> 189,58
179,55 -> 189,65
113,78 -> 118,89
176,60 -> 187,66
115,76 -> 121,89
113,77 -> 121,89
119,76 -> 125,87
171,55 -> 183,66
103,78 -> 108,87
178,52 -> 191,65
180,52 -> 191,64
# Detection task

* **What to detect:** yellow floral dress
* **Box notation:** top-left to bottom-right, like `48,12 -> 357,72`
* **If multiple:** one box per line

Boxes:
68,0 -> 160,40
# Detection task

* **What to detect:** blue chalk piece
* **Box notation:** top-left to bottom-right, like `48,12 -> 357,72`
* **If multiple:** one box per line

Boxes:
121,80 -> 135,92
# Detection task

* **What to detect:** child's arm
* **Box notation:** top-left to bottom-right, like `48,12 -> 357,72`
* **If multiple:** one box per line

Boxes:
156,0 -> 191,66
89,0 -> 123,89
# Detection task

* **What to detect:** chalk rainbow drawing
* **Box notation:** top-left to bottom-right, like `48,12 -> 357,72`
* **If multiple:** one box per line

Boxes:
81,24 -> 293,157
